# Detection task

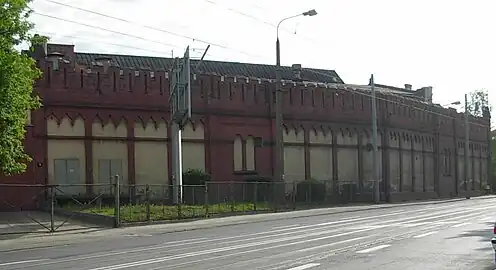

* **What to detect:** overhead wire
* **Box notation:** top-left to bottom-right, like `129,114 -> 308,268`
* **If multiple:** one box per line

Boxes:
32,12 -> 182,50
32,1 -> 490,129
37,0 -> 266,60
34,31 -> 171,56
202,0 -> 324,44
202,0 -> 491,128
34,31 -> 226,60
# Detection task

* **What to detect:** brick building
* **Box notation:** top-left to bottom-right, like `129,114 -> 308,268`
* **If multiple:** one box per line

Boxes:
0,43 -> 491,209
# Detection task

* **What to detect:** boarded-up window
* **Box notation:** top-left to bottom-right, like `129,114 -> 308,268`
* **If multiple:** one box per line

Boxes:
54,158 -> 81,195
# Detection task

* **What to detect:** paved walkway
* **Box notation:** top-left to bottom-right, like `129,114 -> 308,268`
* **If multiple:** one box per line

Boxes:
0,211 -> 104,240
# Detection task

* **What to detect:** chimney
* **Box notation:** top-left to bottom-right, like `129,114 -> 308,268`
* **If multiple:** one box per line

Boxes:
404,84 -> 412,90
423,86 -> 433,103
291,64 -> 302,82
95,56 -> 112,73
46,52 -> 64,71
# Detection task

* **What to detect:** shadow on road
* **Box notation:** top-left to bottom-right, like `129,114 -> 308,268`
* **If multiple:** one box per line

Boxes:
445,222 -> 494,252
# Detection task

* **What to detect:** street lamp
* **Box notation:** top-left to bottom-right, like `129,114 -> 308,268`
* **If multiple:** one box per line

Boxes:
441,98 -> 469,194
443,101 -> 461,107
274,9 -> 317,188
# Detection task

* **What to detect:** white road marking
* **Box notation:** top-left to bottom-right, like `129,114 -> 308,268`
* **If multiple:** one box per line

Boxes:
403,222 -> 432,228
165,238 -> 208,245
356,244 -> 391,254
160,236 -> 371,270
349,225 -> 390,230
32,205 -> 496,268
432,221 -> 459,225
413,231 -> 439,238
89,229 -> 379,270
0,259 -> 46,266
451,222 -> 471,228
272,224 -> 301,230
285,263 -> 321,270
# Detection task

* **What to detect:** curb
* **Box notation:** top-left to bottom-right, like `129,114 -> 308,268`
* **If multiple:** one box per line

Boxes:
115,196 -> 494,236
1,195 -> 494,252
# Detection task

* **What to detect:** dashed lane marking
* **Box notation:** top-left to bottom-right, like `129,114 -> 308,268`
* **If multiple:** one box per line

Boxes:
356,244 -> 391,254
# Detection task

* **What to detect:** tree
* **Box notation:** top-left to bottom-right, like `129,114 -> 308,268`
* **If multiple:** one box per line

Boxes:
0,0 -> 45,175
467,89 -> 491,117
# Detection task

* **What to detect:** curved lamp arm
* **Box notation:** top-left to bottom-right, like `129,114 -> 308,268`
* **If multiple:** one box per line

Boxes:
276,9 -> 317,39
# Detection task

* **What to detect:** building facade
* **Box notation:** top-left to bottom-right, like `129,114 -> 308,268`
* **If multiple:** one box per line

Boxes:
0,43 -> 491,209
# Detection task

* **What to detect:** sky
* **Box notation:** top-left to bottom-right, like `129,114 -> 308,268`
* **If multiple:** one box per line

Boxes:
28,0 -> 496,111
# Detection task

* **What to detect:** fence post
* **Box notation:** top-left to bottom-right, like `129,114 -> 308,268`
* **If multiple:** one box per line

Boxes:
273,182 -> 278,213
177,183 -> 183,219
309,183 -> 313,204
230,182 -> 235,212
292,181 -> 297,210
204,182 -> 209,218
50,185 -> 55,233
145,184 -> 151,223
253,182 -> 258,212
114,175 -> 121,228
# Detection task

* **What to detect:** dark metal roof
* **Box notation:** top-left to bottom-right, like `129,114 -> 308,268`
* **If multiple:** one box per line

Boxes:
74,52 -> 344,84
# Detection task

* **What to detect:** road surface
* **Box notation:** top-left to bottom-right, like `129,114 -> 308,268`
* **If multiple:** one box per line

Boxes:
1,198 -> 495,269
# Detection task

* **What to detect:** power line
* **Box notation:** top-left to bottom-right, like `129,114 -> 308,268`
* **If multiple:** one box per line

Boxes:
32,2 -> 488,129
305,69 -> 489,128
202,0 -> 328,45
34,30 -> 227,62
33,12 -> 182,49
34,31 -> 173,56
38,0 -> 265,59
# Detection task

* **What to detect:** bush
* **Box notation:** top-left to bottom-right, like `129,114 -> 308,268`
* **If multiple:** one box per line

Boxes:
295,179 -> 326,203
183,169 -> 211,185
182,169 -> 210,205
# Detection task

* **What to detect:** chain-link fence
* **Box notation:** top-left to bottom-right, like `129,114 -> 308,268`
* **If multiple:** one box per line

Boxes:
0,178 -> 380,231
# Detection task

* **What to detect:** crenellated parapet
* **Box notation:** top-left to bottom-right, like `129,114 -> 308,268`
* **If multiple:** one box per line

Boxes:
32,45 -> 490,144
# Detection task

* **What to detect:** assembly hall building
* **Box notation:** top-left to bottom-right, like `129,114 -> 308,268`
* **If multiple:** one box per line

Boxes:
0,43 -> 491,208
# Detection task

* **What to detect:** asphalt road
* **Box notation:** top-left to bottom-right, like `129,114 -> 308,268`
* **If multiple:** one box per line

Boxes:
1,198 -> 496,270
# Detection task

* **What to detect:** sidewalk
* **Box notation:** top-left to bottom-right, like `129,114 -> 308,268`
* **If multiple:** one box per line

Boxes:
1,195 -> 495,252
0,211 -> 103,237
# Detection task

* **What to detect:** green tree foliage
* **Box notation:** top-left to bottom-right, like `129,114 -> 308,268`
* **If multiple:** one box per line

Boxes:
467,89 -> 491,117
0,0 -> 44,175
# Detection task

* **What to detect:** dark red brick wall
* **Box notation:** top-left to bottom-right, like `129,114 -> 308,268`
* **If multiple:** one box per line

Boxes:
0,46 -> 491,209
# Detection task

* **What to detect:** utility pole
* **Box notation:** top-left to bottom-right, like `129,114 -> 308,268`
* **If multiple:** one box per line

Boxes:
464,93 -> 470,191
370,74 -> 380,203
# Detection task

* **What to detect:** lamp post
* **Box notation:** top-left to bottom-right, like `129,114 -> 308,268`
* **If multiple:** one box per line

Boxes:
370,74 -> 380,203
274,9 -> 317,189
464,94 -> 469,192
443,101 -> 461,107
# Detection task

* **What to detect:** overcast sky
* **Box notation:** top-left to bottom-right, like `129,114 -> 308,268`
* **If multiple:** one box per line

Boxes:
28,0 -> 495,111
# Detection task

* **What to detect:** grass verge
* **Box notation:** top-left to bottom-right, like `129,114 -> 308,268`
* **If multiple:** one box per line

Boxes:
69,202 -> 273,223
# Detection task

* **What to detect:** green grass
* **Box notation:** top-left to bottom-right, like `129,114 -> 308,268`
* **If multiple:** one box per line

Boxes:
70,202 -> 273,223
